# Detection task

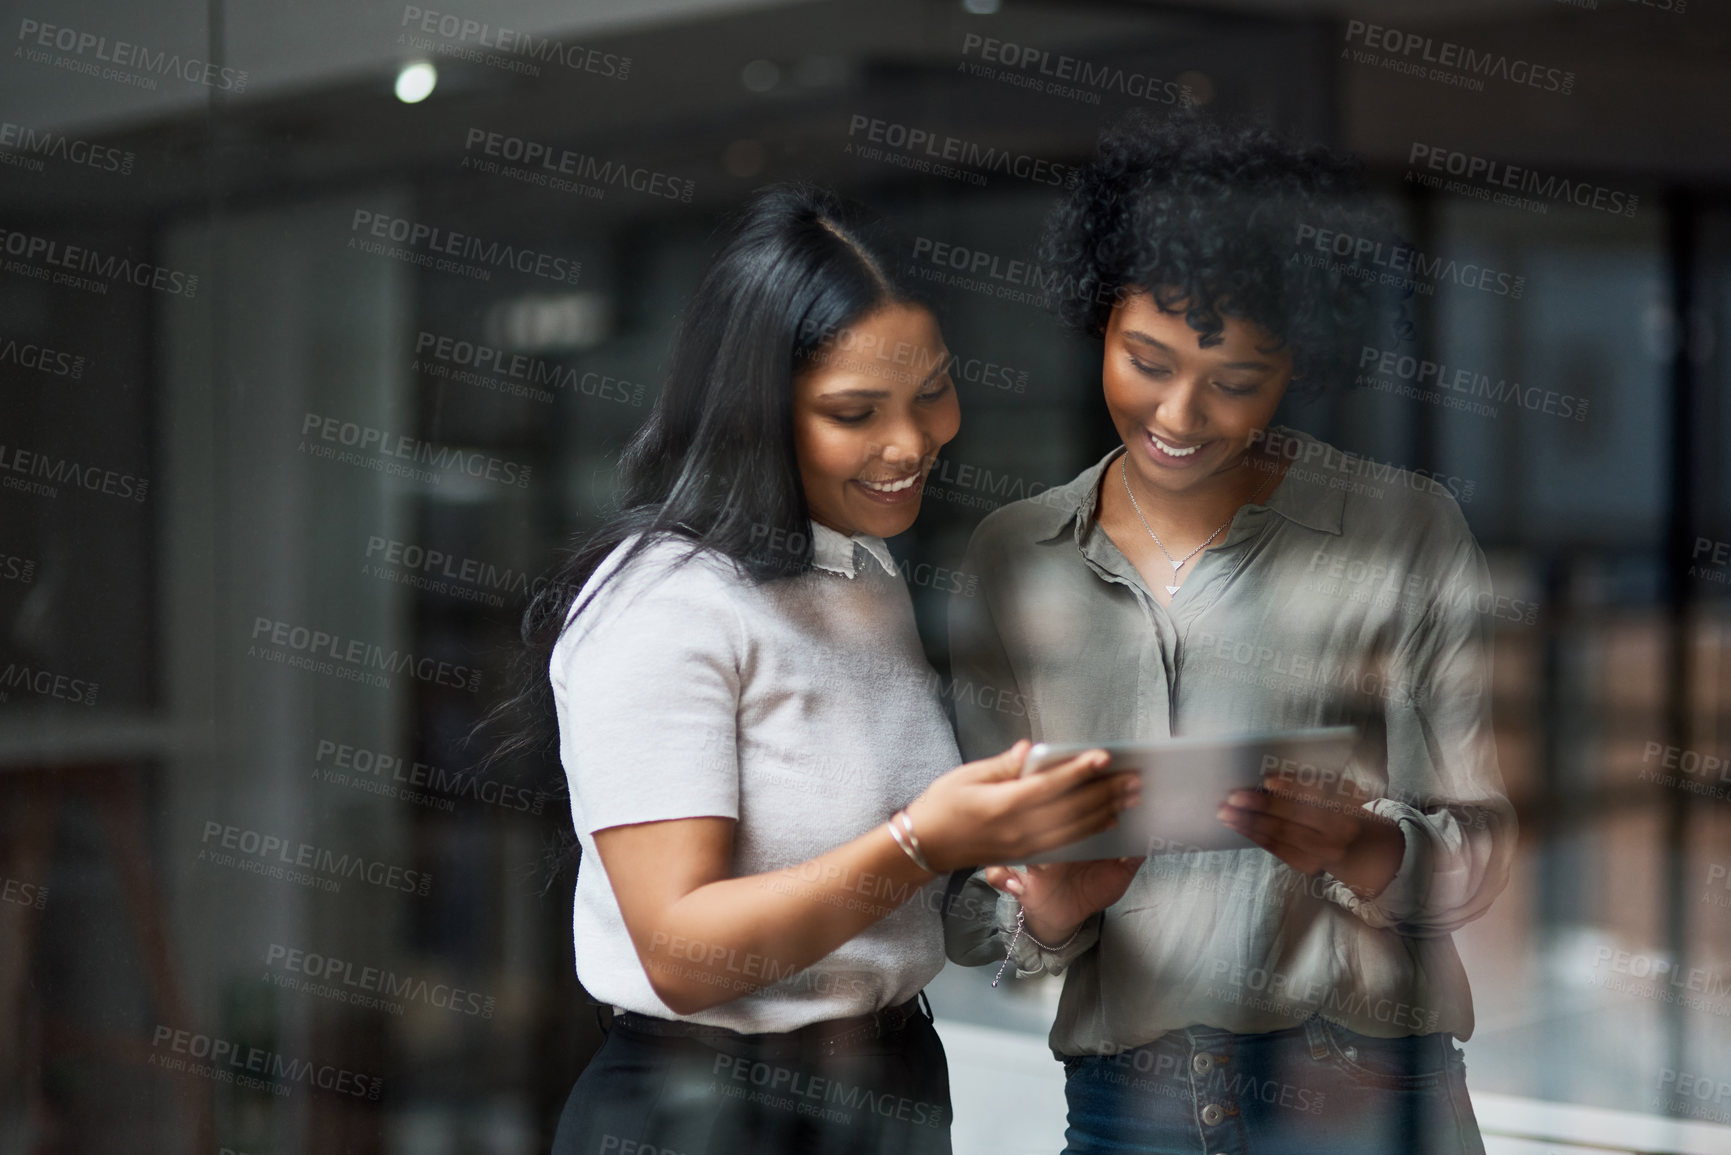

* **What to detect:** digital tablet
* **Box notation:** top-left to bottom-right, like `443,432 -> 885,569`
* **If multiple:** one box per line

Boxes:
1014,726 -> 1359,863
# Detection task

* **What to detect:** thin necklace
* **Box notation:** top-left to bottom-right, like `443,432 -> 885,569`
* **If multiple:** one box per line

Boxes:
1120,454 -> 1277,597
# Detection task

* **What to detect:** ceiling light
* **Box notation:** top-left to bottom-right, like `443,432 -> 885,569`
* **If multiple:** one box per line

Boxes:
395,60 -> 437,104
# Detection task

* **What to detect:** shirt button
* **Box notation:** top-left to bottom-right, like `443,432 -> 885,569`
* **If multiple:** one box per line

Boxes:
1192,1053 -> 1213,1074
1201,1104 -> 1226,1126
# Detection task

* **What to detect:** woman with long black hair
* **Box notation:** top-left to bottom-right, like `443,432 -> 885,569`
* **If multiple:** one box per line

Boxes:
512,184 -> 1136,1155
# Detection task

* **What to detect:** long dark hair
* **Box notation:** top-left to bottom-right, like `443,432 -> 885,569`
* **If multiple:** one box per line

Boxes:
482,183 -> 933,874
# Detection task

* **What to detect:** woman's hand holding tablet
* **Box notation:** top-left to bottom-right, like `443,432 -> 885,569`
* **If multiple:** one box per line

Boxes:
901,740 -> 1141,872
1217,765 -> 1405,900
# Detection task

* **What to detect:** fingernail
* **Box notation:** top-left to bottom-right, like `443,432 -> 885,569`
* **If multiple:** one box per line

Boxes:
1005,877 -> 1024,895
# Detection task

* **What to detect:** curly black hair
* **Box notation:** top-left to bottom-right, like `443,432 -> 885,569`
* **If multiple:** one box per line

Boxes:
1042,111 -> 1405,398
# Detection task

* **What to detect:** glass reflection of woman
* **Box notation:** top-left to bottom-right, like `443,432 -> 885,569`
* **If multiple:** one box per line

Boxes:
944,117 -> 1516,1155
514,184 -> 1134,1155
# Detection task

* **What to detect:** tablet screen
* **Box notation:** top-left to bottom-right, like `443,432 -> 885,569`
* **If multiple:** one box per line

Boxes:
1016,726 -> 1359,863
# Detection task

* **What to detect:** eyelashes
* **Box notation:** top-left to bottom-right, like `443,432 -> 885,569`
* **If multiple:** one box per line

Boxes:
827,378 -> 953,425
1128,356 -> 1257,396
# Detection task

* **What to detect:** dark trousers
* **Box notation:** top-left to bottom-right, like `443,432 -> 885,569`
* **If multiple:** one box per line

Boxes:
552,1000 -> 953,1155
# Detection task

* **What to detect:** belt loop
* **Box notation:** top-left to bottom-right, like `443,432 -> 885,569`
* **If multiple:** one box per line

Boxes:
917,989 -> 934,1023
592,1001 -> 615,1038
1304,1015 -> 1329,1060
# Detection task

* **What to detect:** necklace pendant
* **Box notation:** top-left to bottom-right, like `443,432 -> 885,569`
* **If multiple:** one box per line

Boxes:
1165,584 -> 1181,596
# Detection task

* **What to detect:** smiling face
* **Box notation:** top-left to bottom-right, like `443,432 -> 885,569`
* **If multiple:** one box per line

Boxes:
1103,288 -> 1294,499
791,302 -> 959,540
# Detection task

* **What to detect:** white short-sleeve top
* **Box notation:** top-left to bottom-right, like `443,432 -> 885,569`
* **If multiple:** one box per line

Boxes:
550,522 -> 961,1033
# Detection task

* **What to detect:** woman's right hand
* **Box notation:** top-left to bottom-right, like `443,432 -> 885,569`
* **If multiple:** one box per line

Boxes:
903,740 -> 1139,873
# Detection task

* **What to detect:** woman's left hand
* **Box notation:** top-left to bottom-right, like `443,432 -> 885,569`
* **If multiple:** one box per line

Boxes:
1217,772 -> 1405,899
983,857 -> 1143,946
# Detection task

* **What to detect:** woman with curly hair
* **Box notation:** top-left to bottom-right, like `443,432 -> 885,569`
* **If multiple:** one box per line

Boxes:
942,115 -> 1515,1154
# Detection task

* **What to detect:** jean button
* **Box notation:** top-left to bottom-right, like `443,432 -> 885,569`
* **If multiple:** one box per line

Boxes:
1192,1053 -> 1213,1074
1201,1104 -> 1226,1126
1344,1045 -> 1358,1061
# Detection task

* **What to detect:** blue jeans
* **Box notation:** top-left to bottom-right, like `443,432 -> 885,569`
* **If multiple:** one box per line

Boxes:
1059,1017 -> 1485,1155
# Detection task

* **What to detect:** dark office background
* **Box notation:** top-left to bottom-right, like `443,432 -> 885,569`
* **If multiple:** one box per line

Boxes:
2,1 -> 1729,1152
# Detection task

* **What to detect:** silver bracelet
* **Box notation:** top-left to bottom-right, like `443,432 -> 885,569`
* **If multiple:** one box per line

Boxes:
894,809 -> 932,871
886,809 -> 933,874
991,902 -> 1082,988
